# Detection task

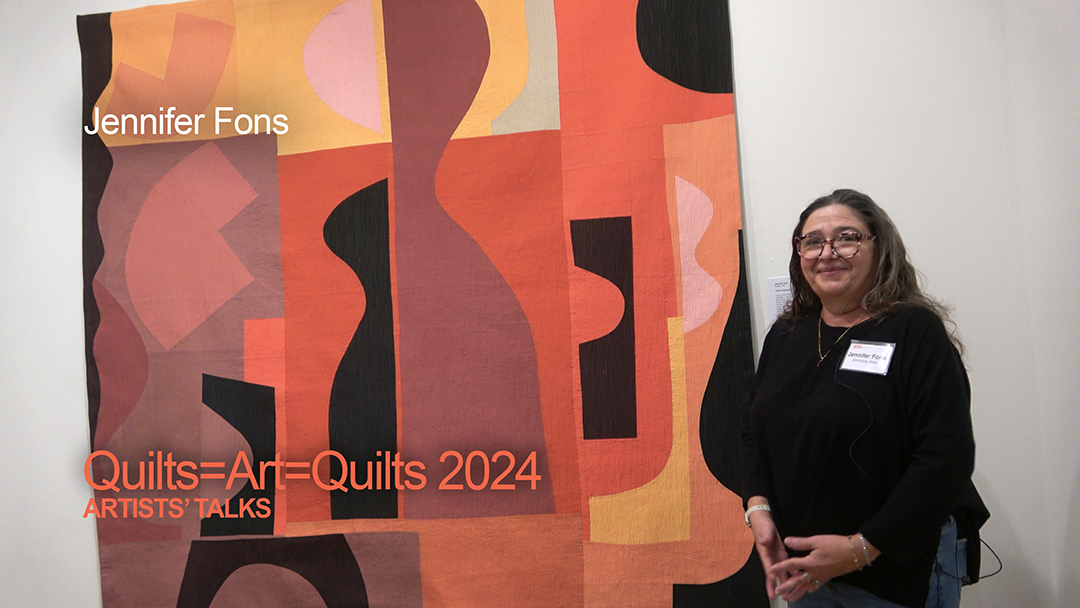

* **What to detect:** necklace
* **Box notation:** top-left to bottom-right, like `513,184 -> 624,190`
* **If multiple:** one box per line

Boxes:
817,313 -> 864,366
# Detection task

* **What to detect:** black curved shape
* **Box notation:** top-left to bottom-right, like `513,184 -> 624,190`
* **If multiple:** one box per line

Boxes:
323,179 -> 398,519
636,0 -> 734,94
699,230 -> 755,492
571,216 -> 637,440
78,12 -> 114,444
672,547 -> 768,607
200,375 -> 276,536
176,534 -> 369,608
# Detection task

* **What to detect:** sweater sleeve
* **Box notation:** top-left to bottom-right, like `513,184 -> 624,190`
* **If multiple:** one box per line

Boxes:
859,307 -> 976,566
740,323 -> 783,507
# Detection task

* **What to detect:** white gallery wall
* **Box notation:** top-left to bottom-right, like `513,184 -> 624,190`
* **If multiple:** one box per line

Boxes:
730,1 -> 1080,606
1,1 -> 1076,606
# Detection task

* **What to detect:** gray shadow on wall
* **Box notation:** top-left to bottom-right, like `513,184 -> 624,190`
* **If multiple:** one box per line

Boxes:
959,472 -> 1051,607
1055,462 -> 1080,604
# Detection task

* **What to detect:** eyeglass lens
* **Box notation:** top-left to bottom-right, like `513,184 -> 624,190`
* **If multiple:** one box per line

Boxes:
798,234 -> 862,259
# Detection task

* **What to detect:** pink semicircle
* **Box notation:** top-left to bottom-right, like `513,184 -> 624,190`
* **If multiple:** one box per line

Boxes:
303,0 -> 383,133
676,176 -> 723,332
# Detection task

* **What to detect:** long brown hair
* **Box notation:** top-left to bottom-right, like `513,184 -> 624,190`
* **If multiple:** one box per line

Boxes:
780,189 -> 962,351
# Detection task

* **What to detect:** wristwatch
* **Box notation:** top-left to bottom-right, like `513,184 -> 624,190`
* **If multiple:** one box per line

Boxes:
744,503 -> 771,527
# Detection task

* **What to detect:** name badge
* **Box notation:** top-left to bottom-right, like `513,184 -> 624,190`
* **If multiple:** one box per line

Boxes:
840,340 -> 896,375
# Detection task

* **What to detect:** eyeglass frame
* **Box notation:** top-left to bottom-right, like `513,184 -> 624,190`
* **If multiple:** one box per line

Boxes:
792,230 -> 876,260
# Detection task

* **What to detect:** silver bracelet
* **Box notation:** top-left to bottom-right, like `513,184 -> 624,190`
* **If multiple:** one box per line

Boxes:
858,533 -> 872,566
847,535 -> 863,570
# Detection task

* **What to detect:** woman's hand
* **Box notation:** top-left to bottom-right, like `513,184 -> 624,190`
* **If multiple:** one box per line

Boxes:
747,504 -> 789,600
767,534 -> 872,602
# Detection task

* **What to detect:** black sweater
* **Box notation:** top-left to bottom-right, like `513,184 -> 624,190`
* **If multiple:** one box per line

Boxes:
741,305 -> 975,607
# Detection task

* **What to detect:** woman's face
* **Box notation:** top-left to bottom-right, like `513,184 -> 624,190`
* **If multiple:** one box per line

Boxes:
797,204 -> 878,310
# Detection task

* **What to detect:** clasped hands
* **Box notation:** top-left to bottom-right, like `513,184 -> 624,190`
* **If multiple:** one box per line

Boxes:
751,515 -> 870,602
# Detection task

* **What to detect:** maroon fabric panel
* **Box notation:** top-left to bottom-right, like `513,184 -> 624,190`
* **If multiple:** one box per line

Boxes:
384,0 -> 554,518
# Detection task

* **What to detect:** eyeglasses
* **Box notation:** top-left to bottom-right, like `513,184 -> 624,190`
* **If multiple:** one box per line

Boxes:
793,231 -> 875,260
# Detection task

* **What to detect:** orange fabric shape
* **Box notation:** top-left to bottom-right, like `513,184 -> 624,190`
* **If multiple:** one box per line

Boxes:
435,130 -> 580,515
554,0 -> 732,137
663,115 -> 743,486
244,316 -> 286,534
106,12 -> 234,138
276,142 -> 393,522
289,514 -> 585,608
555,0 -> 733,515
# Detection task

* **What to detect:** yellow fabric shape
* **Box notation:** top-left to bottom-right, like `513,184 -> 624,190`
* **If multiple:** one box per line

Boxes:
588,317 -> 691,544
451,0 -> 530,139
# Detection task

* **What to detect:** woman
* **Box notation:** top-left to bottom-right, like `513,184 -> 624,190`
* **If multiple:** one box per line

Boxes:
741,189 -> 977,607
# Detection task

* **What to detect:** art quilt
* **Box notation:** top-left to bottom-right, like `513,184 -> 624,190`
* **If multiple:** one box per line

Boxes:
79,0 -> 763,605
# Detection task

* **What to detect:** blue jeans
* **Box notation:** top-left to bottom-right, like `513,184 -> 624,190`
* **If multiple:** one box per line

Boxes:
926,517 -> 965,608
789,581 -> 905,608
